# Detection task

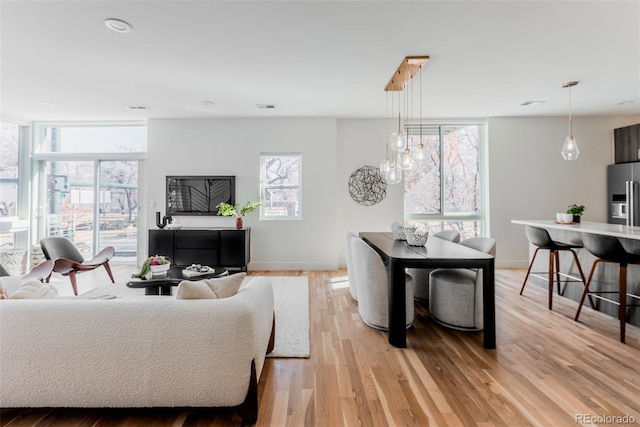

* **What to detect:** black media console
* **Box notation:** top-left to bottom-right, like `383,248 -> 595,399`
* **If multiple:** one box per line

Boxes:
148,228 -> 250,272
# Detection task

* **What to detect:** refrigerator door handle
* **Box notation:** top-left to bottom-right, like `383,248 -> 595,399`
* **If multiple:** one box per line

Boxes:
626,181 -> 630,226
627,181 -> 634,226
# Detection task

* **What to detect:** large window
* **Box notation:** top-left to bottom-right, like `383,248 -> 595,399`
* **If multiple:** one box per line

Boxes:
260,154 -> 302,220
0,121 -> 19,219
34,124 -> 146,260
404,123 -> 486,239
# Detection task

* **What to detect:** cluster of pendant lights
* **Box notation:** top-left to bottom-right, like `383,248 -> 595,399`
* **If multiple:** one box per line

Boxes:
380,56 -> 429,184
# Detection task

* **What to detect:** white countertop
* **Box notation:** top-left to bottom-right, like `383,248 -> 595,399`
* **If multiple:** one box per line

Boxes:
511,220 -> 640,241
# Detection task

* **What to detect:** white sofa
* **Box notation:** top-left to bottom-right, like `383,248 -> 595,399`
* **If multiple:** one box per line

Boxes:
0,276 -> 274,424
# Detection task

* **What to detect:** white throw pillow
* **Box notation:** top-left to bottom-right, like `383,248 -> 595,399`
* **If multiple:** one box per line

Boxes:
175,280 -> 217,299
8,279 -> 58,299
175,273 -> 246,300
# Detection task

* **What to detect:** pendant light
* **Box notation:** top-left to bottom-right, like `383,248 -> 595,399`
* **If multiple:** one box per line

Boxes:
414,66 -> 426,164
401,73 -> 416,170
561,81 -> 580,161
381,56 -> 430,183
390,89 -> 405,152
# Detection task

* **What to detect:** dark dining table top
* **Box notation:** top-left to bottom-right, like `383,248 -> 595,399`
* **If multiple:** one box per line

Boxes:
359,232 -> 494,262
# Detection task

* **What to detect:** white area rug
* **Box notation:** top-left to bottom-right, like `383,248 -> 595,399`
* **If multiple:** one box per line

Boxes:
78,275 -> 310,358
254,276 -> 310,358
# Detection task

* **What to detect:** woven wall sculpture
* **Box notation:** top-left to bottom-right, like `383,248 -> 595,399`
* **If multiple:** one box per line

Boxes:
348,166 -> 387,206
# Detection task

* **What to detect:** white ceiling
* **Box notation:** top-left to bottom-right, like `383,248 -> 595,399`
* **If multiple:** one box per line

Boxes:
1,0 -> 639,123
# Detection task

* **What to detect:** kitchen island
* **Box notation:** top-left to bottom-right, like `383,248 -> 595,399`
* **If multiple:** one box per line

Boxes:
511,220 -> 640,328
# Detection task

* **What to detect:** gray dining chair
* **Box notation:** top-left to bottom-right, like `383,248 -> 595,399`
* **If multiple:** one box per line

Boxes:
428,237 -> 496,331
350,236 -> 414,330
408,229 -> 461,304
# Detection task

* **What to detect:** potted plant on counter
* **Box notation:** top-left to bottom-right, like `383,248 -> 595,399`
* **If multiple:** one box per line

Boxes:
217,201 -> 262,229
567,204 -> 585,223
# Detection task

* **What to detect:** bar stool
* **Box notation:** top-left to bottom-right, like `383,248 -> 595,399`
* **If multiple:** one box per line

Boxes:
575,233 -> 640,343
520,226 -> 590,310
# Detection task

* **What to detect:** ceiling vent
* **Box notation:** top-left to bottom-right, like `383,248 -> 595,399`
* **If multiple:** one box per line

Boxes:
255,104 -> 276,109
126,105 -> 148,110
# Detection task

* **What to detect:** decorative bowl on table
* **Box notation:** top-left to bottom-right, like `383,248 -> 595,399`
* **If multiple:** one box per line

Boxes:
406,229 -> 429,246
391,222 -> 406,240
150,263 -> 171,277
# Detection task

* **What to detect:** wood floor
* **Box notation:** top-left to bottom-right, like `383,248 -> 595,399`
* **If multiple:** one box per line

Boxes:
2,267 -> 640,426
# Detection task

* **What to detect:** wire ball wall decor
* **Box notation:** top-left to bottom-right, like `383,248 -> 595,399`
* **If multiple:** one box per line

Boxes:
348,165 -> 387,206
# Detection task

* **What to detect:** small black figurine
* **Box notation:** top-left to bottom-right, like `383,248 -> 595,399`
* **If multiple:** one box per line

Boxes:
156,212 -> 173,229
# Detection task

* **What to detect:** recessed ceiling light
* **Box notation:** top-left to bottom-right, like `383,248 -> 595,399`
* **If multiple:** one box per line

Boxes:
105,18 -> 133,33
125,105 -> 148,110
617,100 -> 635,106
255,104 -> 276,109
201,100 -> 215,106
520,101 -> 546,107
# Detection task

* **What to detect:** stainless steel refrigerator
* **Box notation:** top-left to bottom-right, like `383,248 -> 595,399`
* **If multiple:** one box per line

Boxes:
607,162 -> 640,225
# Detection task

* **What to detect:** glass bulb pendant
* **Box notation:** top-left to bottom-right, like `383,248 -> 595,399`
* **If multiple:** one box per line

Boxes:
561,136 -> 579,161
390,131 -> 405,152
401,148 -> 416,170
414,142 -> 426,163
387,164 -> 402,184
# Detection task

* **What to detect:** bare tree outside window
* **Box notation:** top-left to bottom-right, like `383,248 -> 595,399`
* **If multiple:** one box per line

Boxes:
404,124 -> 484,239
261,154 -> 302,219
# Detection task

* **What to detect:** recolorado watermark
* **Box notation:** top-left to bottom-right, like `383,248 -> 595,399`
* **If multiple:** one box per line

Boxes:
575,414 -> 636,424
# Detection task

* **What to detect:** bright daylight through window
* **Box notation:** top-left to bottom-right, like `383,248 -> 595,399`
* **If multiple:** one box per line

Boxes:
260,154 -> 302,220
404,123 -> 485,239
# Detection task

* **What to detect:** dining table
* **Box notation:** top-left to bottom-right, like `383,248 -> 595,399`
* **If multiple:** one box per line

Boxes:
359,232 -> 496,349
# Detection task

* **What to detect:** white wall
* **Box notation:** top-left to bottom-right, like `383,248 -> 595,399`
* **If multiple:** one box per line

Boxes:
489,115 -> 640,267
144,114 -> 639,270
145,118 -> 338,270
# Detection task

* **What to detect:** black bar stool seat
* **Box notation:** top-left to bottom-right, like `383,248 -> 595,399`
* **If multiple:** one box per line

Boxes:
575,233 -> 640,343
520,226 -> 591,310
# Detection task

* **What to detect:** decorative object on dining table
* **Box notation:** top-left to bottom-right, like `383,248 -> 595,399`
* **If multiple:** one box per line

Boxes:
216,201 -> 261,229
132,255 -> 172,279
567,204 -> 585,223
391,221 -> 406,240
348,165 -> 387,206
406,228 -> 429,246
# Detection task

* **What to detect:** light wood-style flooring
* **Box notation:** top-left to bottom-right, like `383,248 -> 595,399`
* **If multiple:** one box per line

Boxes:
2,267 -> 639,426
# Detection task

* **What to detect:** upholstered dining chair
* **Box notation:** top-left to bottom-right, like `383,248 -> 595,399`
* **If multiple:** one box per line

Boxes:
350,236 -> 414,330
344,230 -> 359,301
40,237 -> 115,295
408,229 -> 461,304
428,236 -> 496,331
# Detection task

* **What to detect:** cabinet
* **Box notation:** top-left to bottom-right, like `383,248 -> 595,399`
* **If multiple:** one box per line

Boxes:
614,123 -> 640,164
148,228 -> 250,271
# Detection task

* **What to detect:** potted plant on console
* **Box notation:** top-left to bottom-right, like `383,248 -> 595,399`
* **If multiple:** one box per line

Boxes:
217,201 -> 262,229
567,204 -> 585,223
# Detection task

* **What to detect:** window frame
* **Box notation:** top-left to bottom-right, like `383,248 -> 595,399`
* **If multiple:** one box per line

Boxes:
259,153 -> 302,221
404,121 -> 488,237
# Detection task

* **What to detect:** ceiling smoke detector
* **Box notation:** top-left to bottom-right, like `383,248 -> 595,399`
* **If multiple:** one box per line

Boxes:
255,104 -> 276,109
105,18 -> 133,33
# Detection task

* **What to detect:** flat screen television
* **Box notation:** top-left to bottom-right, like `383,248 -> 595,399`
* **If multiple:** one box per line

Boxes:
166,175 -> 236,216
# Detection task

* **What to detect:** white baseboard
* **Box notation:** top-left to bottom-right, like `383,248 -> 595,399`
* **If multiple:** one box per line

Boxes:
248,262 -> 338,271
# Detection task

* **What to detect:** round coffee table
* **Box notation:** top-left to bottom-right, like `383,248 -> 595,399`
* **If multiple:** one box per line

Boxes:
126,266 -> 228,295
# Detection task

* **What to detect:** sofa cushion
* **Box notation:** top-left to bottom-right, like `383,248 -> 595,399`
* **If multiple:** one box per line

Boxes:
7,279 -> 58,299
175,280 -> 217,299
175,272 -> 246,300
206,272 -> 246,299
